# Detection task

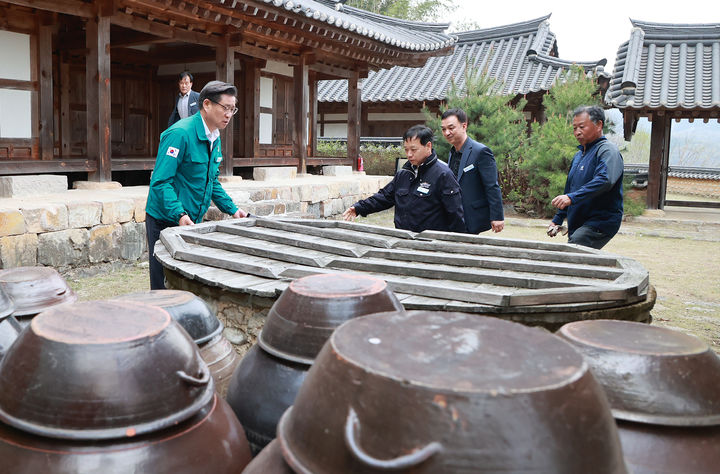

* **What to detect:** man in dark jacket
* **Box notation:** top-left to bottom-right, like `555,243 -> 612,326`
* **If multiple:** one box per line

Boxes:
342,125 -> 465,233
168,71 -> 200,128
441,108 -> 505,233
548,105 -> 624,249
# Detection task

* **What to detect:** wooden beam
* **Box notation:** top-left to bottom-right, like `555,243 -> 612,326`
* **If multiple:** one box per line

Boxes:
5,0 -> 94,18
234,41 -> 300,65
243,58 -> 260,159
216,36 -> 235,176
38,20 -> 54,160
658,116 -> 671,210
0,159 -> 96,175
293,55 -> 309,174
347,70 -> 361,171
110,10 -> 220,47
646,113 -> 668,209
0,79 -> 37,91
86,14 -> 112,181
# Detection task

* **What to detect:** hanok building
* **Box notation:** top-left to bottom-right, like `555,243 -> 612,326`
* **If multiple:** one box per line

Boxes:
606,20 -> 720,209
316,14 -> 609,139
0,0 -> 455,182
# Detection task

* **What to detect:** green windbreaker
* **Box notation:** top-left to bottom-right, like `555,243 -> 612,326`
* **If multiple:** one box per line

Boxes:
145,112 -> 238,224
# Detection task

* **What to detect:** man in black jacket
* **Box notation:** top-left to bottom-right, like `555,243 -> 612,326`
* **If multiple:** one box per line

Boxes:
342,125 -> 466,233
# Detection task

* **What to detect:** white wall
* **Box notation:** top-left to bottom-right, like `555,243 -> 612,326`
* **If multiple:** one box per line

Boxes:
259,113 -> 273,144
0,30 -> 32,138
262,60 -> 293,77
367,112 -> 427,121
323,124 -> 348,138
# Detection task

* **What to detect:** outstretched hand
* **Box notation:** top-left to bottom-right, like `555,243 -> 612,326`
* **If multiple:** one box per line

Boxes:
342,207 -> 357,221
551,194 -> 572,210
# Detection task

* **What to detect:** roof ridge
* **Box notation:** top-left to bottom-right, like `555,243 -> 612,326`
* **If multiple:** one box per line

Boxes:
332,2 -> 451,32
456,14 -> 552,43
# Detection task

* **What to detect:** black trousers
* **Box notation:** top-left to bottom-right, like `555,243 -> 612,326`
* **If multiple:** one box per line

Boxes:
145,214 -> 174,290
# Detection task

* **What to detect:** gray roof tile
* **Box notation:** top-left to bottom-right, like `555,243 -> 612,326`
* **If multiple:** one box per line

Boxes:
606,20 -> 720,110
318,15 -> 607,103
250,0 -> 455,52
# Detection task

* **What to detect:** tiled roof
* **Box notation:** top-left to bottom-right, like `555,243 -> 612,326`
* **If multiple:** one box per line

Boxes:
606,20 -> 720,110
318,15 -> 607,103
252,0 -> 455,52
626,164 -> 720,181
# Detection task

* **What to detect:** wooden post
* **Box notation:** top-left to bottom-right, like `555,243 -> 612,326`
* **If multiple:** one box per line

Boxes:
60,59 -> 71,157
243,60 -> 260,160
86,14 -> 112,181
38,20 -> 54,160
647,113 -> 669,209
293,55 -> 309,174
308,71 -> 318,158
658,116 -> 672,209
347,70 -> 361,171
216,38 -> 235,176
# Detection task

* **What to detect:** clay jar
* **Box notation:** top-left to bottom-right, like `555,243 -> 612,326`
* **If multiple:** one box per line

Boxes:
558,319 -> 720,473
113,290 -> 238,397
276,311 -> 627,473
0,300 -> 251,472
0,266 -> 76,327
227,273 -> 404,455
0,286 -> 21,361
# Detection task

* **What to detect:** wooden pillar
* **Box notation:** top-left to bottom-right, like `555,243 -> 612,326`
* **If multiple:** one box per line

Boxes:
86,14 -> 112,181
347,70 -> 362,171
38,20 -> 54,160
647,113 -> 671,209
216,39 -> 235,176
308,71 -> 318,158
60,60 -> 71,157
293,55 -> 309,174
658,116 -> 672,209
243,60 -> 260,160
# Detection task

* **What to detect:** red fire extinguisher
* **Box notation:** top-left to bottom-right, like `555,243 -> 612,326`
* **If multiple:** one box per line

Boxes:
358,155 -> 364,172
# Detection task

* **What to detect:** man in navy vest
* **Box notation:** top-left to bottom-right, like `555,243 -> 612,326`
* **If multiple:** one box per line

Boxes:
548,105 -> 624,249
441,108 -> 505,233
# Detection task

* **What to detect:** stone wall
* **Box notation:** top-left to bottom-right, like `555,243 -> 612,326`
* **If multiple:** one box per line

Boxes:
0,175 -> 392,270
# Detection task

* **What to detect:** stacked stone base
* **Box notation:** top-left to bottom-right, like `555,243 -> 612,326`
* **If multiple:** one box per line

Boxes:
0,175 -> 391,270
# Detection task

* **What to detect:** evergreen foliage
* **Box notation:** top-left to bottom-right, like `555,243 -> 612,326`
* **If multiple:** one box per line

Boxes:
518,67 -> 603,217
344,0 -> 452,21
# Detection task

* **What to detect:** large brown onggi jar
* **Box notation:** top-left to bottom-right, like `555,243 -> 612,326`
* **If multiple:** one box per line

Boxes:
112,290 -> 238,397
227,273 -> 404,455
277,311 -> 627,473
558,319 -> 720,473
0,266 -> 76,327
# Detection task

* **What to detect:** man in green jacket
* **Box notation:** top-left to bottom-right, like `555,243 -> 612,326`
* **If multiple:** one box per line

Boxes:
145,80 -> 247,289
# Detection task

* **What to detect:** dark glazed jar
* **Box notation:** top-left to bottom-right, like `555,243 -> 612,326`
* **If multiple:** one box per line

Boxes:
113,290 -> 238,396
277,311 -> 627,473
227,273 -> 404,455
0,285 -> 21,361
0,300 -> 252,472
0,266 -> 76,327
558,319 -> 720,473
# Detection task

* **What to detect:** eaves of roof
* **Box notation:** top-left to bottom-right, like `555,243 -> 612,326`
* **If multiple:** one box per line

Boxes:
251,0 -> 456,53
605,19 -> 720,111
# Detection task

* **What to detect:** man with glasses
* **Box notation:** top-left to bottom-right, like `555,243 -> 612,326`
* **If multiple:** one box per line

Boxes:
145,80 -> 248,289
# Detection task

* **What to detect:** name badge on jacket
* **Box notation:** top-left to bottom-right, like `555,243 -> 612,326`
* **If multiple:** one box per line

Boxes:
216,155 -> 223,163
190,102 -> 197,107
463,164 -> 475,172
417,181 -> 430,194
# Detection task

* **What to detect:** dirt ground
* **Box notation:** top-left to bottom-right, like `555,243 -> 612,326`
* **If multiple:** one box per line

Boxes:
68,209 -> 720,351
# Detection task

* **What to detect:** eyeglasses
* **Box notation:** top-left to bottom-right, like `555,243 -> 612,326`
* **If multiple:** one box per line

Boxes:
209,99 -> 239,115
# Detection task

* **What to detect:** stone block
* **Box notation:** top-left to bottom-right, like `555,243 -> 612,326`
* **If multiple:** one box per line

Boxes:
331,198 -> 346,215
22,204 -> 68,233
311,185 -> 330,203
100,199 -> 134,224
327,182 -> 342,199
72,181 -> 122,190
121,222 -> 147,261
217,176 -> 243,184
249,190 -> 265,202
67,201 -> 102,228
38,229 -> 89,267
89,224 -> 122,263
306,202 -> 320,218
0,209 -> 25,237
294,184 -> 313,202
322,165 -> 353,177
274,202 -> 286,215
286,201 -> 302,213
277,187 -> 293,201
253,203 -> 275,216
0,233 -> 38,268
204,206 -> 225,222
319,200 -> 333,218
0,175 -> 67,198
342,196 -> 357,209
252,167 -> 297,181
133,198 -> 146,223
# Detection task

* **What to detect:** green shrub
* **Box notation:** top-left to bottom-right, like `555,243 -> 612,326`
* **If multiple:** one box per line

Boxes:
361,143 -> 404,176
316,140 -> 347,157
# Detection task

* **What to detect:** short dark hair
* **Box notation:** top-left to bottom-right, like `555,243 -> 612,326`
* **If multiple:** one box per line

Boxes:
441,108 -> 468,124
199,80 -> 237,106
403,125 -> 433,145
178,71 -> 193,82
573,105 -> 605,125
